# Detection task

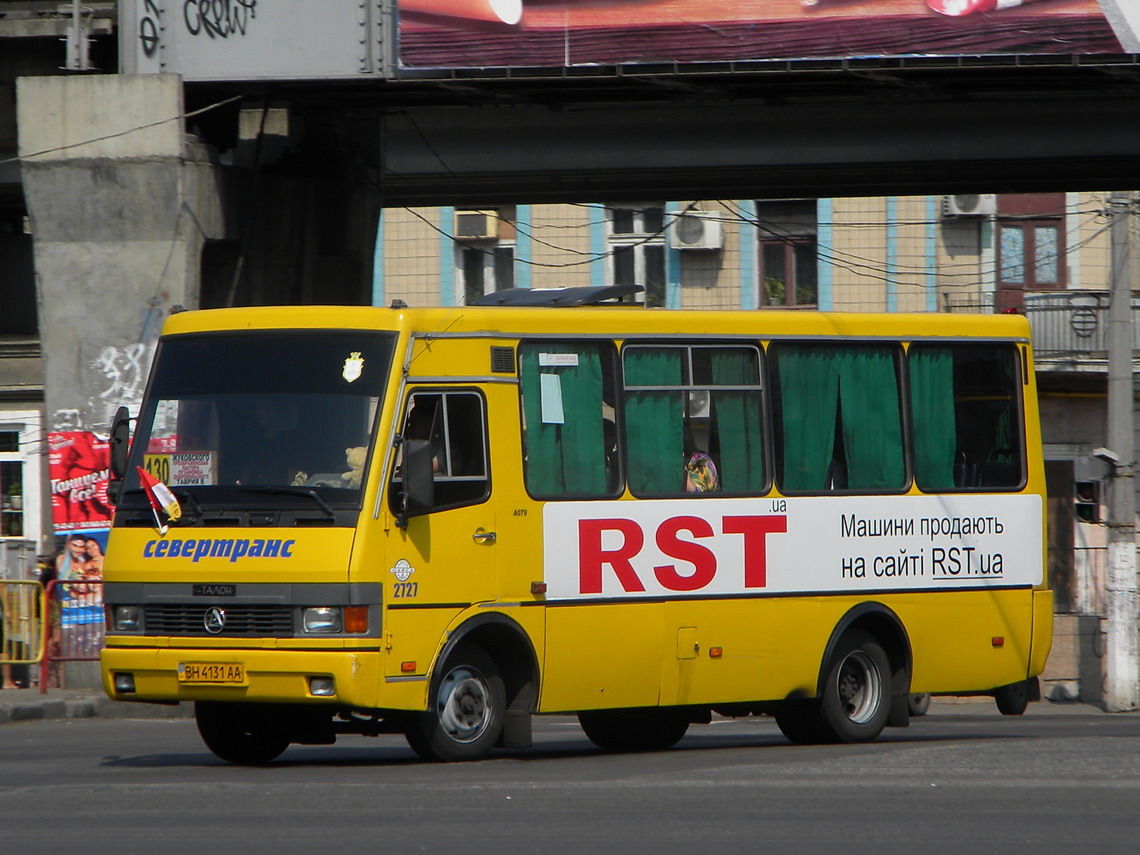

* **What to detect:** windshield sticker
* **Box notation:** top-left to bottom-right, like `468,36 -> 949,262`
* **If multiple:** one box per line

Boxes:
144,452 -> 216,487
343,352 -> 364,383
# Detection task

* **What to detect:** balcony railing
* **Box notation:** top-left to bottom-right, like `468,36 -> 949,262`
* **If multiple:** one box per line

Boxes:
943,290 -> 1140,363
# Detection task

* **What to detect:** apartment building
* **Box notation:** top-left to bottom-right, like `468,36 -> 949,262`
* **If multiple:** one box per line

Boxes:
375,193 -> 1137,702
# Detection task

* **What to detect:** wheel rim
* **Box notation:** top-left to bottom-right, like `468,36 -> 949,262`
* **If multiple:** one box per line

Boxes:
836,651 -> 882,724
436,665 -> 491,743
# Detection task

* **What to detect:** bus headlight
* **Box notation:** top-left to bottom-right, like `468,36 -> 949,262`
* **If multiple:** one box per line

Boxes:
302,607 -> 343,633
110,605 -> 141,632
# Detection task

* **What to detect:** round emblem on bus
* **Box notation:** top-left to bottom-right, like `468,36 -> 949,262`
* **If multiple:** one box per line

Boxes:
390,559 -> 415,583
204,607 -> 227,634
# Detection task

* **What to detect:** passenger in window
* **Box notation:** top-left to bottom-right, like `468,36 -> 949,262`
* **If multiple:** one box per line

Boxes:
403,400 -> 445,474
684,451 -> 720,493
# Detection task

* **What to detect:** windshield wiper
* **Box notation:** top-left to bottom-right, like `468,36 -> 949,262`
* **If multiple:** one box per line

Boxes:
236,486 -> 335,518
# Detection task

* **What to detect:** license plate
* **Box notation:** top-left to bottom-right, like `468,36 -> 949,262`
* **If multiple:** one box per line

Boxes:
178,662 -> 246,684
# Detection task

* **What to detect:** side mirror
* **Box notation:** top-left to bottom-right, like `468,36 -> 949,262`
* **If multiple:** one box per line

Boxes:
107,406 -> 131,505
396,439 -> 435,528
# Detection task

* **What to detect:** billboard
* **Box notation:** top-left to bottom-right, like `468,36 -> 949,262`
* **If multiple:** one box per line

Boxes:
120,2 -> 1136,80
397,0 -> 1131,69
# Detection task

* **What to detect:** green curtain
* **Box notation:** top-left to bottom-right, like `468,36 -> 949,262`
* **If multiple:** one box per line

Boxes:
520,343 -> 608,496
837,346 -> 905,490
773,345 -> 838,492
992,349 -> 1017,458
624,348 -> 683,494
909,346 -> 957,490
710,349 -> 765,493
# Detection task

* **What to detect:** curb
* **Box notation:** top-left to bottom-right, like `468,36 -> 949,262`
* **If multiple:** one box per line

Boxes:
0,689 -> 193,724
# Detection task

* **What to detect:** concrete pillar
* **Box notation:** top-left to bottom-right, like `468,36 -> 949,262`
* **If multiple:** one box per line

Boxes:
17,73 -> 222,436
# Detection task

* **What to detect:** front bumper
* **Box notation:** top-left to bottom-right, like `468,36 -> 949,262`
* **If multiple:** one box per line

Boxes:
100,645 -> 423,710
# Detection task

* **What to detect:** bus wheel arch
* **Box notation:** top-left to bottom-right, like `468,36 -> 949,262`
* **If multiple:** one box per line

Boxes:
819,603 -> 912,714
775,604 -> 912,745
424,613 -> 540,755
406,640 -> 506,761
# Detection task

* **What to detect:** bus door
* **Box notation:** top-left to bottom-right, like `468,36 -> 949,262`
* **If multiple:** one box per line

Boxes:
383,388 -> 495,678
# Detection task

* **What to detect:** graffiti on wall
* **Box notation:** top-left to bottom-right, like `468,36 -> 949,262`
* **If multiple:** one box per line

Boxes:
184,0 -> 258,39
88,343 -> 153,434
127,0 -> 369,80
48,342 -> 152,535
47,295 -> 171,538
140,0 -> 258,57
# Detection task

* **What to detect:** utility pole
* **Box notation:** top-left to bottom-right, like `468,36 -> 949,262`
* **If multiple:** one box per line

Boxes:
1104,191 -> 1138,712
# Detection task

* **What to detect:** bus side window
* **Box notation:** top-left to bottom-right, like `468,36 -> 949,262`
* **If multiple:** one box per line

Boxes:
769,342 -> 905,494
389,390 -> 489,514
909,343 -> 1024,491
623,344 -> 765,497
519,341 -> 618,499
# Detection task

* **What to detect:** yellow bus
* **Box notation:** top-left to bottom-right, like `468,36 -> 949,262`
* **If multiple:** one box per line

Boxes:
101,287 -> 1051,763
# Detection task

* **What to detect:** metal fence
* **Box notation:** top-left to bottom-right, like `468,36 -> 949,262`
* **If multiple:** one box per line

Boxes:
1,580 -> 47,688
38,579 -> 104,693
942,290 -> 1140,359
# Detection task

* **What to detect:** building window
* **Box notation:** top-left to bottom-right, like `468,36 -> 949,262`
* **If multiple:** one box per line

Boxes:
0,430 -> 24,537
994,193 -> 1066,310
607,205 -> 666,307
462,245 -> 514,304
456,207 -> 515,304
755,200 -> 818,308
998,222 -> 1062,289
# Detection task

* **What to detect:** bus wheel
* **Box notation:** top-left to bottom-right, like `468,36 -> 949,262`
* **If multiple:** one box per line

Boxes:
194,701 -> 290,764
993,679 -> 1030,716
773,700 -> 827,745
578,708 -> 690,752
907,693 -> 932,717
406,643 -> 505,762
817,631 -> 892,743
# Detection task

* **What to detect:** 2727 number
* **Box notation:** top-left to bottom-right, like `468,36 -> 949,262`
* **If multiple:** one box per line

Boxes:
393,581 -> 418,599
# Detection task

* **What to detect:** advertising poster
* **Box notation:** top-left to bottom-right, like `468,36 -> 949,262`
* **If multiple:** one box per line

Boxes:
53,529 -> 106,658
48,431 -> 112,533
397,0 -> 1124,70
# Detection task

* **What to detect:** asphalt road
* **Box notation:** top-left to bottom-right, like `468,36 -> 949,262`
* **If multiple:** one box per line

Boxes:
2,703 -> 1138,855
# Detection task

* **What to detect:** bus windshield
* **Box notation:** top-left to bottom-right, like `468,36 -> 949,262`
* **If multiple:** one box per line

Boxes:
116,330 -> 395,522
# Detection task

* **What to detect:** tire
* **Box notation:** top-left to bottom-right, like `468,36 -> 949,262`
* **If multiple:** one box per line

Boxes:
993,679 -> 1030,716
405,643 -> 506,762
817,631 -> 892,743
907,692 -> 932,717
578,707 -> 690,752
194,701 -> 290,764
773,700 -> 828,745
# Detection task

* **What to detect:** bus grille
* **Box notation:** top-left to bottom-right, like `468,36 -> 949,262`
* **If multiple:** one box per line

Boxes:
143,605 -> 294,636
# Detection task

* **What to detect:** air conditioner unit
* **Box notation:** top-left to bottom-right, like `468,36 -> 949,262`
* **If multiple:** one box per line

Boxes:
942,194 -> 997,217
454,209 -> 499,240
670,211 -> 723,250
